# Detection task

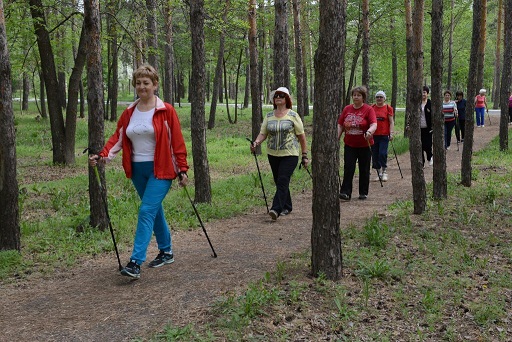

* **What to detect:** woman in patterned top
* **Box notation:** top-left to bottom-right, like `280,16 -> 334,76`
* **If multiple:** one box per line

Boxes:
250,87 -> 309,221
442,90 -> 458,150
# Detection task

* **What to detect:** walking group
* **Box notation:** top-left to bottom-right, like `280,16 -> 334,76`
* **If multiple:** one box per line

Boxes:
87,63 -> 507,280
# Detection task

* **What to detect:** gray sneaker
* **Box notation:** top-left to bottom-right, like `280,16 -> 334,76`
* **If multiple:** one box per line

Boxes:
148,251 -> 174,268
120,260 -> 141,279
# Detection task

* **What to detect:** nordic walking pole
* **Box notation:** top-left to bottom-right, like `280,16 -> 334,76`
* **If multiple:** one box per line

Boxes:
367,139 -> 383,187
85,149 -> 123,271
181,182 -> 217,258
389,138 -> 403,179
299,160 -> 313,179
246,138 -> 269,213
487,109 -> 492,126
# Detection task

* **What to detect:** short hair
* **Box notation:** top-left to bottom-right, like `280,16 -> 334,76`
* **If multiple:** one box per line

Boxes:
444,90 -> 452,97
132,64 -> 159,87
423,86 -> 430,94
455,91 -> 464,97
351,85 -> 368,102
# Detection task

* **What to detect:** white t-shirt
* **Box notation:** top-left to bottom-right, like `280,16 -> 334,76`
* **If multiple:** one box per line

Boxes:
126,107 -> 156,162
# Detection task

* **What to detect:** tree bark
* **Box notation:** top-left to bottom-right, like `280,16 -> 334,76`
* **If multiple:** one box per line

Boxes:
461,0 -> 484,186
292,0 -> 306,119
499,0 -> 512,150
476,0 -> 487,89
446,0 -> 454,90
391,17 -> 398,112
492,0 -> 503,109
431,0 -> 446,201
22,72 -> 29,110
29,0 -> 66,164
273,0 -> 290,89
146,0 -> 158,70
85,0 -> 108,230
248,0 -> 262,153
406,0 -> 427,213
0,0 -> 20,251
190,0 -> 212,203
361,0 -> 370,96
164,1 -> 175,104
208,0 -> 228,130
311,0 -> 345,281
64,23 -> 88,165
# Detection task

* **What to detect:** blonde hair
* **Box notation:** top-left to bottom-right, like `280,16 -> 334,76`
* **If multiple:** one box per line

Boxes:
132,64 -> 159,87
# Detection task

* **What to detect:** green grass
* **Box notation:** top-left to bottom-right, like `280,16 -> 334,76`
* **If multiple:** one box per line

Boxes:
151,133 -> 512,341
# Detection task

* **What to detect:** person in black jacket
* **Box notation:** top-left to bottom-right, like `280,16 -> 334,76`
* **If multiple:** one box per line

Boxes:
421,86 -> 433,167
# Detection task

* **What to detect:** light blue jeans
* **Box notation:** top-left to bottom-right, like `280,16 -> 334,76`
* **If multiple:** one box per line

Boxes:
130,161 -> 172,264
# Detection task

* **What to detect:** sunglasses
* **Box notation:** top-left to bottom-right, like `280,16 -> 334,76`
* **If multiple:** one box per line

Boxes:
375,96 -> 384,99
273,93 -> 287,99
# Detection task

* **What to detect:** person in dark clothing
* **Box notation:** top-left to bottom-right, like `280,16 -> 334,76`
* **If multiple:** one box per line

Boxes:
420,86 -> 433,166
455,91 -> 467,142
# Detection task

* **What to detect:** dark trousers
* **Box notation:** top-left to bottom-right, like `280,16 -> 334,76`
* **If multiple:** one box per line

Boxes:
371,135 -> 389,170
420,127 -> 433,165
444,120 -> 456,148
340,145 -> 371,198
455,119 -> 465,142
268,155 -> 298,215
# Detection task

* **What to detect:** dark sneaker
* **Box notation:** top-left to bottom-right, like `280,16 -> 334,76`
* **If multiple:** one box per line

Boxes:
281,209 -> 290,216
358,194 -> 368,200
148,251 -> 174,268
269,210 -> 278,221
120,260 -> 140,279
339,193 -> 350,201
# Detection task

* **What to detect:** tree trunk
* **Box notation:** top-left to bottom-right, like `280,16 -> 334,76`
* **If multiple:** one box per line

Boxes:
492,0 -> 503,109
406,0 -> 427,213
22,72 -> 29,110
190,0 -> 212,203
431,0 -> 446,201
476,0 -> 487,89
361,0 -> 370,96
292,0 -> 306,119
311,0 -> 345,281
84,0 -> 108,230
146,0 -> 158,70
273,0 -> 289,89
461,0 -> 484,186
164,1 -> 175,104
499,0 -> 512,150
391,17 -> 398,112
222,57 -> 233,123
0,0 -> 20,251
404,1 -> 412,137
39,71 -> 47,119
446,0 -> 454,90
64,23 -> 88,165
248,0 -> 262,153
243,48 -> 250,109
29,0 -> 66,164
207,0 -> 228,130
345,22 -> 362,106
107,0 -> 119,122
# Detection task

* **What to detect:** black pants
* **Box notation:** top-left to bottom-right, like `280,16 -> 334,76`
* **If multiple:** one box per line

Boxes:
455,119 -> 465,142
268,155 -> 298,215
420,127 -> 433,165
340,145 -> 371,198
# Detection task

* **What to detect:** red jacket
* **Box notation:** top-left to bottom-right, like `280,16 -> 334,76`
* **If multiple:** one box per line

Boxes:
100,97 -> 189,179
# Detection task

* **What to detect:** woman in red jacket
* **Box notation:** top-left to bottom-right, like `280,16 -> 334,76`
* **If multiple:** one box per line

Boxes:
89,65 -> 189,279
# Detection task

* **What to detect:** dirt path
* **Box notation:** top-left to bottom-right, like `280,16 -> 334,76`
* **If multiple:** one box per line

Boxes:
0,121 -> 501,342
